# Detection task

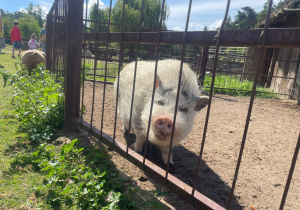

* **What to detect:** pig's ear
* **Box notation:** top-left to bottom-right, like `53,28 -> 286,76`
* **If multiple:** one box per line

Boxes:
155,75 -> 161,89
194,96 -> 209,111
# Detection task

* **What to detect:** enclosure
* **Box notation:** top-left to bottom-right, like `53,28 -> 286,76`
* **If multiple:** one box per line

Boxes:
45,0 -> 300,209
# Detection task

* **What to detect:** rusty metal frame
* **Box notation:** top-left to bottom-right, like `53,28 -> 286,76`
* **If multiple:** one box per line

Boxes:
82,29 -> 300,48
47,0 -> 300,209
74,118 -> 225,210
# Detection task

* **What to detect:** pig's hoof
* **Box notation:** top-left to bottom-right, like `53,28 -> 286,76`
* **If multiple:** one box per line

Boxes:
163,160 -> 174,165
133,141 -> 143,153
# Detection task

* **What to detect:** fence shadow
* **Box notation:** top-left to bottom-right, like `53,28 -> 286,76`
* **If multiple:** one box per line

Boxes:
123,133 -> 242,209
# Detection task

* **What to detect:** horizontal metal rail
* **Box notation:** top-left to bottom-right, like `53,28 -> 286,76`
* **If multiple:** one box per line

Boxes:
74,118 -> 225,210
82,29 -> 300,47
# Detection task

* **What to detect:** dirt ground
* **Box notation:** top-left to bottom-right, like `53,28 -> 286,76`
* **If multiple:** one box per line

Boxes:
81,81 -> 300,210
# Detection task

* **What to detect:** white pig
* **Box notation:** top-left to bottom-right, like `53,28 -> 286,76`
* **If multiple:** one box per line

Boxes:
114,59 -> 209,164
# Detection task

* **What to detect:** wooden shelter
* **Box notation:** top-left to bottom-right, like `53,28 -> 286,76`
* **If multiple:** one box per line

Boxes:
243,0 -> 300,102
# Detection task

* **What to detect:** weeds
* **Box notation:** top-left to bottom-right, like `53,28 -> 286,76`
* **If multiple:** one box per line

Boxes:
203,74 -> 278,98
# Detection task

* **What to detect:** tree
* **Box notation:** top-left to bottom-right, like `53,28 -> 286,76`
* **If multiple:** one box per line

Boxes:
256,1 -> 277,28
18,14 -> 41,39
110,0 -> 170,32
223,16 -> 235,30
25,2 -> 43,28
89,5 -> 110,32
234,6 -> 257,29
203,26 -> 208,31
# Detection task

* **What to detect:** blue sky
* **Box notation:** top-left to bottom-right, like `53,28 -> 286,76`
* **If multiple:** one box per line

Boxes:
0,0 -> 281,30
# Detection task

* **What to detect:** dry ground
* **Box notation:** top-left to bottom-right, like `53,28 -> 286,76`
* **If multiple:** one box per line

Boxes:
80,81 -> 300,210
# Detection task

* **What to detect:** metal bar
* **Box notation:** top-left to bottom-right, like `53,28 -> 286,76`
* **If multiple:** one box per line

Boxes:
143,0 -> 166,165
74,118 -> 225,210
100,0 -> 113,137
46,13 -> 53,71
279,133 -> 300,210
83,28 -> 300,47
113,0 -> 126,146
73,0 -> 84,119
80,0 -> 89,126
192,0 -> 232,198
226,0 -> 274,209
89,0 -> 100,133
64,0 -> 82,131
127,0 -> 146,154
165,0 -> 193,179
204,69 -> 296,80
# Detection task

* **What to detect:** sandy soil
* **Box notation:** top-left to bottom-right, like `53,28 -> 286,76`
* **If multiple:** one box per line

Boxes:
80,81 -> 300,210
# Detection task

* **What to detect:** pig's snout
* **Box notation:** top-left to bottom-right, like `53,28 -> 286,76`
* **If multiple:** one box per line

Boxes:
155,118 -> 174,140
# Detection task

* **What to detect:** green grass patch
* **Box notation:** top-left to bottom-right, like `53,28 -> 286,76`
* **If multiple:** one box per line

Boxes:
203,74 -> 278,98
83,61 -> 119,83
0,58 -> 166,209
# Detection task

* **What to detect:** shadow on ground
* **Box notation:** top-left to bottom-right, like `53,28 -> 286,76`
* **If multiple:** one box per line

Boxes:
124,132 -> 242,209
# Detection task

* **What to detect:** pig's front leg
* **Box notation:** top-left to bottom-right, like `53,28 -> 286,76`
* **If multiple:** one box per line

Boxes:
161,147 -> 174,165
133,132 -> 146,153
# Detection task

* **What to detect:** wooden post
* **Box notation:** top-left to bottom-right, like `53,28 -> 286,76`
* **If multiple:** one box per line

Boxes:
64,0 -> 83,131
199,47 -> 209,87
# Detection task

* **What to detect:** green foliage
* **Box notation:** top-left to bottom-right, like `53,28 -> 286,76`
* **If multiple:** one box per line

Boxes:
1,65 -> 64,141
204,74 -> 278,98
89,5 -> 110,32
16,139 -> 132,209
18,14 -> 41,39
235,6 -> 258,29
1,3 -> 44,39
88,0 -> 170,33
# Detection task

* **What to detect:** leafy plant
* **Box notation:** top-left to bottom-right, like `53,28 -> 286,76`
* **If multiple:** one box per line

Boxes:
8,65 -> 64,141
29,139 -> 132,209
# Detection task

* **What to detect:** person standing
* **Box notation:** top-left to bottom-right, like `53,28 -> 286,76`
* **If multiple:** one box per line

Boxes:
39,22 -> 46,53
28,33 -> 40,50
10,20 -> 23,58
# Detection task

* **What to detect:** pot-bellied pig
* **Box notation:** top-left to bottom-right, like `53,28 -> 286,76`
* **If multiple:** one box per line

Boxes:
114,59 -> 209,164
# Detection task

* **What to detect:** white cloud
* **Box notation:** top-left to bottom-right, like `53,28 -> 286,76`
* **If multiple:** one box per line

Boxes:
83,0 -> 105,19
209,19 -> 222,30
189,22 -> 204,31
173,26 -> 184,31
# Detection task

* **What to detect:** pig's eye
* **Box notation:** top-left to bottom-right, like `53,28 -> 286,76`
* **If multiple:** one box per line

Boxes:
157,100 -> 164,106
179,108 -> 188,113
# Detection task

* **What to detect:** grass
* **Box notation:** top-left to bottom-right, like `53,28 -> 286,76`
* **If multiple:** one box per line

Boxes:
0,53 -> 168,209
83,60 -> 119,83
0,73 -> 50,208
203,74 -> 278,98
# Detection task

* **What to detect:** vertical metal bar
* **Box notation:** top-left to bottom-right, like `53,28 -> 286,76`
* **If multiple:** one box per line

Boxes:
80,0 -> 89,126
113,0 -> 126,145
64,0 -> 83,131
226,1 -> 273,209
100,0 -> 113,137
46,12 -> 53,71
292,53 -> 300,98
192,0 -> 231,197
73,0 -> 84,119
89,0 -> 100,133
142,0 -> 166,164
126,0 -> 146,154
51,0 -> 58,75
279,133 -> 300,210
165,0 -> 193,179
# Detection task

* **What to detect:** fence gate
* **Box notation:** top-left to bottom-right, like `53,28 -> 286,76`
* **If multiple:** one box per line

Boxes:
47,0 -> 300,209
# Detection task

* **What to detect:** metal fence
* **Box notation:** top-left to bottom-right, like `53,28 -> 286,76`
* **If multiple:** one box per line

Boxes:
47,0 -> 300,209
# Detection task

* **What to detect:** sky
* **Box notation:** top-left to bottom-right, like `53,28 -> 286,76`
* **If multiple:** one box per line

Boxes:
0,0 -> 281,31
